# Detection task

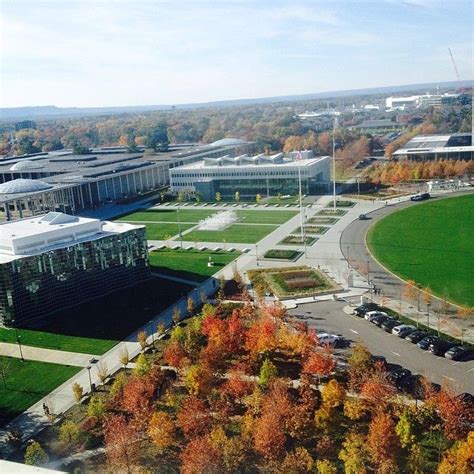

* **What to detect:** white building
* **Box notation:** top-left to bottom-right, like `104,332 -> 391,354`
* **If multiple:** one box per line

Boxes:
169,152 -> 331,199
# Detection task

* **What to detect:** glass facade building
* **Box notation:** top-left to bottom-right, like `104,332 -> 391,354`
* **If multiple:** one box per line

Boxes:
0,216 -> 149,327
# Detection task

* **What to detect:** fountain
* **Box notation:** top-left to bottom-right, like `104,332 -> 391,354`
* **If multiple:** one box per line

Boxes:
197,210 -> 238,231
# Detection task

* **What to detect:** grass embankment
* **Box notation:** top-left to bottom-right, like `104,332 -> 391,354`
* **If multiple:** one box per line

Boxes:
149,249 -> 240,282
368,194 -> 474,307
0,357 -> 80,425
183,224 -> 278,244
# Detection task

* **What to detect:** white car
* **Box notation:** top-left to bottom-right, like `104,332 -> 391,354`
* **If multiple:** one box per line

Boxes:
392,324 -> 417,337
364,310 -> 388,322
317,333 -> 342,346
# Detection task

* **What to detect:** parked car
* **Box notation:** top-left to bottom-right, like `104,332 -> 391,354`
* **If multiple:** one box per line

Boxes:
381,318 -> 400,332
389,368 -> 412,389
417,335 -> 439,350
365,310 -> 388,322
444,346 -> 470,361
317,333 -> 343,347
405,330 -> 428,343
399,374 -> 440,399
372,314 -> 390,327
371,355 -> 388,369
457,392 -> 474,405
410,193 -> 430,202
392,324 -> 417,338
358,214 -> 368,220
428,339 -> 453,356
353,302 -> 379,317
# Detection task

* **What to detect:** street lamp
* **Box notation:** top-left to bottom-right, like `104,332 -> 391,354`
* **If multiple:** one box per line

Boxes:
86,365 -> 93,392
427,303 -> 431,329
17,335 -> 24,362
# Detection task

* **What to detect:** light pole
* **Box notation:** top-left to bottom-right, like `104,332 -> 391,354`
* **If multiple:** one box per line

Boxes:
177,207 -> 183,249
149,320 -> 155,351
427,303 -> 431,329
256,244 -> 259,266
17,335 -> 24,362
86,365 -> 93,392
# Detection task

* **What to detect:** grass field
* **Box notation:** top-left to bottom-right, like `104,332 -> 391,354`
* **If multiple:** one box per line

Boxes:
149,249 -> 240,282
183,224 -> 278,244
117,209 -> 215,223
367,194 -> 474,307
142,223 -> 194,240
0,328 -> 116,355
0,357 -> 80,425
235,210 -> 297,224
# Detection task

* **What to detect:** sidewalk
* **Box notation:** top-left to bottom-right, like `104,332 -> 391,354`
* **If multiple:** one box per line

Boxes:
0,344 -> 92,367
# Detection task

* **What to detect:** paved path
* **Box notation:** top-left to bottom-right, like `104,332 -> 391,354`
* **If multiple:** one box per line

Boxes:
0,343 -> 92,367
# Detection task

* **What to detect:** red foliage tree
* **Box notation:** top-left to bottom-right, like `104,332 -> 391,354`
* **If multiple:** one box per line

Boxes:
367,412 -> 401,472
121,376 -> 155,431
180,436 -> 222,474
245,316 -> 278,355
104,414 -> 140,472
435,388 -> 473,440
360,369 -> 396,408
253,411 -> 286,461
302,349 -> 336,381
177,396 -> 213,439
163,340 -> 188,369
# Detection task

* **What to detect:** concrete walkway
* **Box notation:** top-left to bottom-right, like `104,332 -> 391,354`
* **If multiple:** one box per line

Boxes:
0,343 -> 93,367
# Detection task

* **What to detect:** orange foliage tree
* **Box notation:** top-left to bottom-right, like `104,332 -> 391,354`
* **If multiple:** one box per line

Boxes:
367,412 -> 401,472
180,436 -> 222,474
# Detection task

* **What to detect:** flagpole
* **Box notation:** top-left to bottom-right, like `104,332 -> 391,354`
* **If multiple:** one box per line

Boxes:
298,154 -> 304,244
332,117 -> 337,212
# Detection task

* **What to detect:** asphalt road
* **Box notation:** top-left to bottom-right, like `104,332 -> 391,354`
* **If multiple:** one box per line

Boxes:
288,300 -> 474,395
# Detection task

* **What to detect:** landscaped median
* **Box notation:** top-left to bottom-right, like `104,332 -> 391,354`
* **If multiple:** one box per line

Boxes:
263,249 -> 302,261
248,265 -> 340,299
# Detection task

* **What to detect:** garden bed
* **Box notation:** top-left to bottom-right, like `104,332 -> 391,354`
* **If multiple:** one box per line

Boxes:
306,216 -> 339,225
263,249 -> 302,261
248,266 -> 339,299
316,209 -> 348,217
294,225 -> 329,235
278,235 -> 317,245
326,200 -> 355,208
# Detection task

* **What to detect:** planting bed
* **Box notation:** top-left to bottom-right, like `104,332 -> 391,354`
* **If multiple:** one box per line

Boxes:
306,216 -> 339,225
263,249 -> 302,261
248,266 -> 338,299
294,225 -> 329,235
279,235 -> 317,245
316,209 -> 348,217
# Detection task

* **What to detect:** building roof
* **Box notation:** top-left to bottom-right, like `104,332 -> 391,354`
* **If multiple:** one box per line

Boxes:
0,178 -> 53,194
0,212 -> 143,263
210,138 -> 249,146
393,133 -> 473,155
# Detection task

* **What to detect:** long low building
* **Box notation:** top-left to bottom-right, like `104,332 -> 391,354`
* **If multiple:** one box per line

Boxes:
0,139 -> 254,221
392,133 -> 473,160
0,212 -> 150,327
170,151 -> 331,199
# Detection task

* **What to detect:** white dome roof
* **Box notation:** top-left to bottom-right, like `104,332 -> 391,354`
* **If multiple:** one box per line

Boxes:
9,160 -> 44,171
0,178 -> 53,194
210,138 -> 248,146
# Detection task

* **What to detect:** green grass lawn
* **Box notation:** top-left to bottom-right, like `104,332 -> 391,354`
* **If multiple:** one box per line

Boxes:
0,328 -> 116,355
0,357 -> 80,425
367,194 -> 474,307
182,224 -> 278,244
149,249 -> 240,282
142,222 -> 194,240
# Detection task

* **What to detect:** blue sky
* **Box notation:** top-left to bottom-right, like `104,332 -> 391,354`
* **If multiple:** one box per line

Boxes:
0,0 -> 472,107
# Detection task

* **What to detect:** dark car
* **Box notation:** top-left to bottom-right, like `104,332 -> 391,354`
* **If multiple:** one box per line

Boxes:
410,193 -> 430,202
428,339 -> 453,356
353,302 -> 379,317
457,392 -> 474,405
400,374 -> 441,399
406,330 -> 428,343
371,355 -> 388,369
358,214 -> 369,220
389,368 -> 412,389
444,346 -> 470,361
417,335 -> 439,350
381,318 -> 399,332
372,314 -> 390,327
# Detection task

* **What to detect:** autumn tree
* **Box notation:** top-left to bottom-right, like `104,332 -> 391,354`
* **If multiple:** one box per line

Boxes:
180,436 -> 222,474
148,411 -> 176,453
338,431 -> 369,474
72,382 -> 83,403
58,420 -> 80,446
343,398 -> 368,421
187,296 -> 195,316
259,358 -> 278,388
280,447 -> 314,473
177,396 -> 213,439
435,387 -> 473,440
24,441 -> 49,466
96,361 -> 108,386
134,353 -> 150,377
87,395 -> 106,420
185,364 -> 213,397
172,306 -> 181,326
302,348 -> 336,382
121,376 -> 155,430
137,330 -> 148,351
119,346 -> 130,368
396,408 -> 417,448
437,431 -> 474,474
104,414 -> 140,472
347,342 -> 374,391
360,367 -> 395,407
253,410 -> 286,461
321,379 -> 345,409
367,412 -> 401,473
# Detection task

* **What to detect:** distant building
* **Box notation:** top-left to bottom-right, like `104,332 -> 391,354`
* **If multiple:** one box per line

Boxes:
392,133 -> 473,161
0,212 -> 149,327
0,139 -> 254,221
170,151 -> 330,199
386,93 -> 460,110
350,119 -> 405,131
14,120 -> 37,131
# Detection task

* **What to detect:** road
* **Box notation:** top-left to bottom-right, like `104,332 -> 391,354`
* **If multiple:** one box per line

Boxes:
288,300 -> 474,395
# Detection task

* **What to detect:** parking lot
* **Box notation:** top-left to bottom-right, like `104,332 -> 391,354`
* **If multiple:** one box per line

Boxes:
287,299 -> 474,395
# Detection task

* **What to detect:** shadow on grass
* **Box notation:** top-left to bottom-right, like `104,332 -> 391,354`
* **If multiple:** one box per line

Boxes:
150,263 -> 225,282
17,277 -> 193,341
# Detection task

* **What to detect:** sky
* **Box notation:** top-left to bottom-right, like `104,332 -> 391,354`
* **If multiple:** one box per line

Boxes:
0,0 -> 472,108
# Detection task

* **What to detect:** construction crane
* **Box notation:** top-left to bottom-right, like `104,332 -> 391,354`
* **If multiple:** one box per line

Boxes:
448,47 -> 463,91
